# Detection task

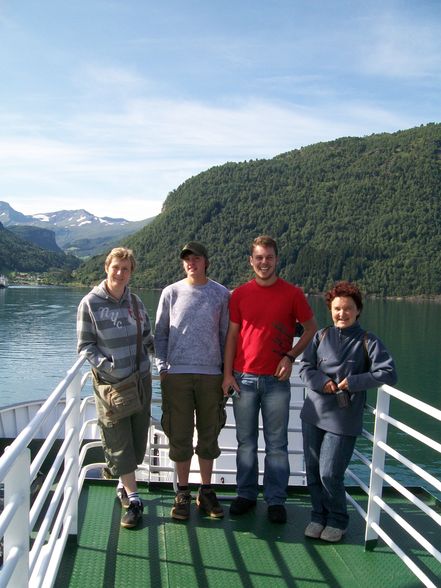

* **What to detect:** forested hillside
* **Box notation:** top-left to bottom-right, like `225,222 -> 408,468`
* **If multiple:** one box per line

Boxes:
75,123 -> 441,296
0,223 -> 80,275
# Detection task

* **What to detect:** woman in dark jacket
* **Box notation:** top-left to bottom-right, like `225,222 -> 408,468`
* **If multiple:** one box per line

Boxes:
299,281 -> 397,542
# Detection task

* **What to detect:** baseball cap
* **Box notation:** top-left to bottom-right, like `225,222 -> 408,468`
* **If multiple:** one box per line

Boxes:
180,241 -> 208,259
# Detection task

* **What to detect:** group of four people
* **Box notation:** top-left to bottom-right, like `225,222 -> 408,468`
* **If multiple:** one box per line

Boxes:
77,236 -> 396,541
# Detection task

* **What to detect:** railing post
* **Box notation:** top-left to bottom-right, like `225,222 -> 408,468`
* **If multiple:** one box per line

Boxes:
65,370 -> 81,537
365,385 -> 390,550
4,448 -> 31,587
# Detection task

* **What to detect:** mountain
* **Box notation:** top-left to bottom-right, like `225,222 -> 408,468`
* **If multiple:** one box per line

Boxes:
0,222 -> 80,274
8,225 -> 63,253
0,202 -> 155,258
75,123 -> 441,297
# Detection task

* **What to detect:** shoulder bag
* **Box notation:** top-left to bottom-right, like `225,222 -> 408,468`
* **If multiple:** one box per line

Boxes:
93,294 -> 143,425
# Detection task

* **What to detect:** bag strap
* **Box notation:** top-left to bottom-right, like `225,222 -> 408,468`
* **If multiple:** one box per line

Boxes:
131,294 -> 142,370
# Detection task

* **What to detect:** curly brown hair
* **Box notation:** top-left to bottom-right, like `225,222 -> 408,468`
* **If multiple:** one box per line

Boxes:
325,281 -> 363,312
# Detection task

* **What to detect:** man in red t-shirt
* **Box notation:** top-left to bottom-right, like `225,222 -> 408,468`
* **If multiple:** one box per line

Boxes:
222,235 -> 317,523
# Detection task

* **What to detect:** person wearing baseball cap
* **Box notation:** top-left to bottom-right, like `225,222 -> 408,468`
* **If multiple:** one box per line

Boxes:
155,241 -> 230,520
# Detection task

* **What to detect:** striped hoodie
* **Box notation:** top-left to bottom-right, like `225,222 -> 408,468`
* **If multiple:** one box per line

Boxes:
77,280 -> 154,384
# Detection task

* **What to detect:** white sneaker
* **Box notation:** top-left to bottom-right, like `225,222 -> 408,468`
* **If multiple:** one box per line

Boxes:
320,526 -> 346,542
304,522 -> 325,538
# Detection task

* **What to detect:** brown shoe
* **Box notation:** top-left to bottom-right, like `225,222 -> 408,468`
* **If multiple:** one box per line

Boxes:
171,490 -> 192,520
196,488 -> 224,518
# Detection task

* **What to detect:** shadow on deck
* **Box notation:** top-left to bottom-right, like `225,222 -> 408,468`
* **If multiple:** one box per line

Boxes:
55,481 -> 440,588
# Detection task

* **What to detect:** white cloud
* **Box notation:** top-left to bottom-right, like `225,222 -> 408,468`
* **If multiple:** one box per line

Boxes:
359,13 -> 441,78
0,95 -> 417,220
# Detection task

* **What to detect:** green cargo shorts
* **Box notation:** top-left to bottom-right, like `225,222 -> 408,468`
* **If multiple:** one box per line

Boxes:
161,373 -> 224,462
98,374 -> 152,477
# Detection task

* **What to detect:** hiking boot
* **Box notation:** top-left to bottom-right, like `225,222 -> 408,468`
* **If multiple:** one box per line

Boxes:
320,525 -> 346,542
116,486 -> 130,509
304,522 -> 325,538
196,488 -> 224,518
268,504 -> 287,524
120,500 -> 143,528
229,496 -> 256,515
171,489 -> 192,520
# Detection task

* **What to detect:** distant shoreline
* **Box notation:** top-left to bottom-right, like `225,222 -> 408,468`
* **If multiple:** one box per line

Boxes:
5,281 -> 441,302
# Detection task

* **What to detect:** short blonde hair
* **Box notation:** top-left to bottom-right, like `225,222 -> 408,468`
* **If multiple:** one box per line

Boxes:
104,247 -> 136,272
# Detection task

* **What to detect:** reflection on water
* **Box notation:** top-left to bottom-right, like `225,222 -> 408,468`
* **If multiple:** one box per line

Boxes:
0,286 -> 161,407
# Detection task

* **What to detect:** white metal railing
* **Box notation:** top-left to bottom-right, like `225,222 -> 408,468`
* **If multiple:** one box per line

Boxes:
1,360 -> 440,588
0,355 -> 86,588
344,384 -> 441,588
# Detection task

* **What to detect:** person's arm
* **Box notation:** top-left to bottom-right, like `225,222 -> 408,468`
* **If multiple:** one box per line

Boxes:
154,291 -> 170,377
274,317 -> 318,381
219,290 -> 230,360
298,330 -> 333,392
140,300 -> 155,356
339,336 -> 397,392
77,299 -> 112,371
222,320 -> 240,395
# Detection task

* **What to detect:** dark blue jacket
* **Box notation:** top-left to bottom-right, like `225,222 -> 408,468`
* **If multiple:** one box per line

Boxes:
299,322 -> 397,436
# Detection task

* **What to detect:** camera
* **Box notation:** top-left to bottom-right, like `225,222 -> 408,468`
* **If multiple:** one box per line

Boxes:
228,386 -> 239,398
335,389 -> 350,408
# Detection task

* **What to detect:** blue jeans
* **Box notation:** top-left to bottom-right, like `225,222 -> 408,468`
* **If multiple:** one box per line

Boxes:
302,421 -> 356,529
233,372 -> 290,505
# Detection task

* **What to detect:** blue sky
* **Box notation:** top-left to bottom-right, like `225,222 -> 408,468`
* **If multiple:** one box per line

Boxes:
1,0 -> 440,221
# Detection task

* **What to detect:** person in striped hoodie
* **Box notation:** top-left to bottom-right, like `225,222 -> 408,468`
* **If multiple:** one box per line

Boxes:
77,247 -> 154,529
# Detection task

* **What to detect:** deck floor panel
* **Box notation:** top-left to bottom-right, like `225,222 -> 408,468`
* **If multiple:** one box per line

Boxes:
55,481 -> 439,588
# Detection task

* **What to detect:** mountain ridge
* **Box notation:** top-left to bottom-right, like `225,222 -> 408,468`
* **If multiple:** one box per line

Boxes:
0,202 -> 155,257
75,123 -> 441,297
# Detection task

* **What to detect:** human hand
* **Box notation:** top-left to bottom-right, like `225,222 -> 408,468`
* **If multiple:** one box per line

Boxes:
274,356 -> 293,381
338,378 -> 349,390
323,379 -> 338,394
222,375 -> 239,397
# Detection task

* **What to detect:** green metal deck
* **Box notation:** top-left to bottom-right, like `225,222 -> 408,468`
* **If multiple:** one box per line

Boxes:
55,481 -> 440,587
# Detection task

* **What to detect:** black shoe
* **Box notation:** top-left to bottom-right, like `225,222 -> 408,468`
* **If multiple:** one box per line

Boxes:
268,504 -> 287,524
121,500 -> 143,528
229,496 -> 256,515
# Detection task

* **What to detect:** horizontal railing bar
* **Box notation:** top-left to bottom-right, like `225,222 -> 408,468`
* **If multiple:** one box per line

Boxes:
377,412 -> 441,454
346,492 -> 367,519
377,441 -> 441,492
0,546 -> 23,588
30,486 -> 74,588
30,397 -> 75,481
345,470 -> 369,495
374,495 -> 441,562
369,520 -> 437,588
382,384 -> 441,422
0,356 -> 87,481
0,498 -> 21,539
29,429 -> 75,529
376,469 -> 441,526
29,459 -> 74,573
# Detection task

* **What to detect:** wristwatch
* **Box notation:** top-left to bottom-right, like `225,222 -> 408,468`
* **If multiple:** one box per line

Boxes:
283,353 -> 295,363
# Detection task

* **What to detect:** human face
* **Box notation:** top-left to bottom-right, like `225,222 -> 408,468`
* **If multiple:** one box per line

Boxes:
182,254 -> 207,284
250,245 -> 278,285
105,257 -> 132,297
331,296 -> 359,329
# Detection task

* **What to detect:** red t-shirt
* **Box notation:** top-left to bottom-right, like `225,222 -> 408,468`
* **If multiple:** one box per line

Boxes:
229,278 -> 313,375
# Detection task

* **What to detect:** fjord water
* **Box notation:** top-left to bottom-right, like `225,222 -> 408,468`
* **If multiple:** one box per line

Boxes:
0,286 -> 440,489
